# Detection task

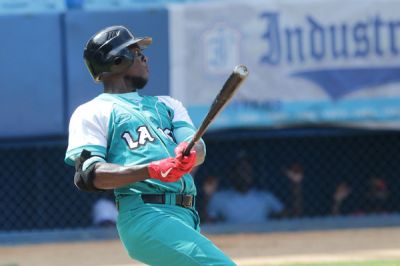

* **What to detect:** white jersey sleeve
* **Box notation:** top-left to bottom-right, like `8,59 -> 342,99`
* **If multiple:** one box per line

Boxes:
157,96 -> 194,126
65,99 -> 112,166
157,96 -> 201,143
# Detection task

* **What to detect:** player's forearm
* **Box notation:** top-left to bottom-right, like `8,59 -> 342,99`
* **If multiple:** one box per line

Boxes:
93,162 -> 150,190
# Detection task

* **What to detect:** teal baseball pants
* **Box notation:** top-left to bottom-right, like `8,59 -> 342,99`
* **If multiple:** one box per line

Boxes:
116,194 -> 236,266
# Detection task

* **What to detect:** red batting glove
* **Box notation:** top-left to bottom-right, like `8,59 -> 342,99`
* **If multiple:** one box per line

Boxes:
148,157 -> 185,182
174,142 -> 197,173
174,142 -> 189,158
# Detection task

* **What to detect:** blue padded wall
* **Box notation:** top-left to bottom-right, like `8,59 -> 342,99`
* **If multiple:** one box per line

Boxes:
64,9 -> 170,120
0,14 -> 64,138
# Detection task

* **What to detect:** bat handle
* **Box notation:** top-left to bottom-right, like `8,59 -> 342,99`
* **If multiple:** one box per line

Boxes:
183,140 -> 195,157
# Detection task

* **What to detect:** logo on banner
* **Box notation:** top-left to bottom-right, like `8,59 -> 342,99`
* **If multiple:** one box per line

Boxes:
203,23 -> 240,74
260,12 -> 400,99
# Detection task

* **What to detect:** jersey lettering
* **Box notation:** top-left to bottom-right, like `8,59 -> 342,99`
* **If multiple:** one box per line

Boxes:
157,127 -> 176,143
137,126 -> 155,144
122,126 -> 155,149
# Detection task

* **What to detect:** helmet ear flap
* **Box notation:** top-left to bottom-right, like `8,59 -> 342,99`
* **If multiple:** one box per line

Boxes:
114,57 -> 123,65
108,48 -> 135,73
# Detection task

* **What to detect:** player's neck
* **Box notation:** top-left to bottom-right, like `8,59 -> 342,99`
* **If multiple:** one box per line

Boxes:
102,78 -> 137,94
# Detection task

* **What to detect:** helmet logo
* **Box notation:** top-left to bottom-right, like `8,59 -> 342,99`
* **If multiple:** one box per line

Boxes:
106,30 -> 120,41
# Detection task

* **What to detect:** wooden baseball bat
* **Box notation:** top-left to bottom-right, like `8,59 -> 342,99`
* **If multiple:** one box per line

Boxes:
183,65 -> 249,156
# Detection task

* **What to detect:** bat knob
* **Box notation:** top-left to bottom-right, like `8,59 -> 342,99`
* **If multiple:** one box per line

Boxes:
233,65 -> 249,78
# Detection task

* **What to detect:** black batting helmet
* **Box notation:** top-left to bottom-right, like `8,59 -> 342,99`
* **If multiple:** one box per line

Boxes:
83,25 -> 152,82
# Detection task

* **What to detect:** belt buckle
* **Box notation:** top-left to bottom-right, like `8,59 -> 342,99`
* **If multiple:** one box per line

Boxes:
182,195 -> 193,208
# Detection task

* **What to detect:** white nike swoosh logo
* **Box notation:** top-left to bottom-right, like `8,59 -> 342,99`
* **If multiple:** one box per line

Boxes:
161,168 -> 172,178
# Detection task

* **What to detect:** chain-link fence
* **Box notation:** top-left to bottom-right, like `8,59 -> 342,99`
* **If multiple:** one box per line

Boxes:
1,128 -> 400,232
0,141 -> 98,231
197,128 -> 400,224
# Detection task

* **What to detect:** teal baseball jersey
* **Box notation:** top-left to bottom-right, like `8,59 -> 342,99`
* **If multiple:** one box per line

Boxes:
65,92 -> 199,197
65,91 -> 235,266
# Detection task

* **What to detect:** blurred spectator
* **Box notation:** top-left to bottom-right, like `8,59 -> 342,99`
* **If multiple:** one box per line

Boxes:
281,162 -> 305,217
92,192 -> 118,227
203,151 -> 284,224
362,175 -> 390,214
331,180 -> 354,216
199,174 -> 220,222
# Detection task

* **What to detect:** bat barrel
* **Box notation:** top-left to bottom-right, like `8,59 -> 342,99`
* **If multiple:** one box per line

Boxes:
182,64 -> 249,157
233,65 -> 249,78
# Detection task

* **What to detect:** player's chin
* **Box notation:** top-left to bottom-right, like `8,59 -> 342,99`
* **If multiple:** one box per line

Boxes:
125,75 -> 148,89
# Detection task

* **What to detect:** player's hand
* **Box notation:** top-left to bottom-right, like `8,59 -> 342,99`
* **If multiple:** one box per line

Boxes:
148,157 -> 186,182
174,142 -> 196,173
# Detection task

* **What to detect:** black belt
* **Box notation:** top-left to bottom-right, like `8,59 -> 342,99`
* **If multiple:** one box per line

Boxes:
141,194 -> 194,208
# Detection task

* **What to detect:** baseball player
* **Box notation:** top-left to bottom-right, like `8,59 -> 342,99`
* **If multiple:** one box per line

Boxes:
64,25 -> 236,266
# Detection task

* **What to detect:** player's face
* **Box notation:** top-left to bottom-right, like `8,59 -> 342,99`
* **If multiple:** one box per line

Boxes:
124,45 -> 149,89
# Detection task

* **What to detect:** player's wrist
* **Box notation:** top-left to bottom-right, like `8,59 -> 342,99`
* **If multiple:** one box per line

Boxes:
148,158 -> 185,182
147,161 -> 159,179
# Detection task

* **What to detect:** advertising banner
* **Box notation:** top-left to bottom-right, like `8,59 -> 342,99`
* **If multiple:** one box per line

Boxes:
169,0 -> 400,129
